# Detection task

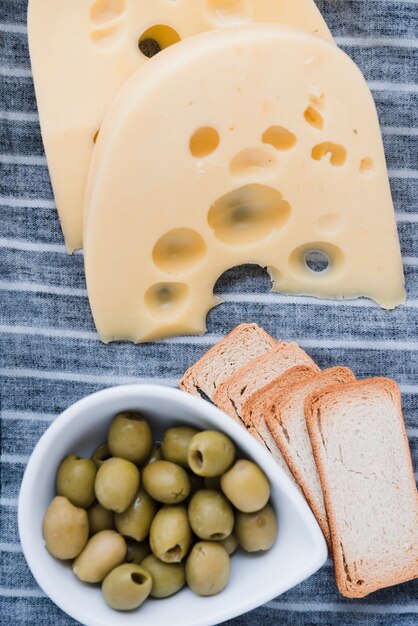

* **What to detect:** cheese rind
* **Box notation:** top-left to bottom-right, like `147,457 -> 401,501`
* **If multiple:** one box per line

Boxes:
28,0 -> 332,252
84,24 -> 405,343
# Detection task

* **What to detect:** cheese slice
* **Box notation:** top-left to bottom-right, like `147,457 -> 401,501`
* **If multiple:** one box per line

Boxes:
84,24 -> 406,343
28,0 -> 332,252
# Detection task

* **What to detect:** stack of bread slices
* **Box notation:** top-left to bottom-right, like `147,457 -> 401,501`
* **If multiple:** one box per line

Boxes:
180,323 -> 418,598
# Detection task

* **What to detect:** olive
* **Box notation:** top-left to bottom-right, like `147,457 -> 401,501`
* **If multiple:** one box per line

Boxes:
87,501 -> 114,535
95,457 -> 140,513
188,490 -> 234,541
204,476 -> 221,490
145,444 -> 163,466
108,412 -> 152,465
125,539 -> 151,565
91,444 -> 111,469
114,489 -> 158,542
55,454 -> 97,509
149,506 -> 191,563
161,427 -> 199,468
188,431 -> 235,477
221,460 -> 270,512
221,533 -> 238,556
235,504 -> 277,552
72,530 -> 126,583
142,554 -> 185,598
42,496 -> 88,560
102,564 -> 152,611
142,461 -> 190,504
186,542 -> 230,596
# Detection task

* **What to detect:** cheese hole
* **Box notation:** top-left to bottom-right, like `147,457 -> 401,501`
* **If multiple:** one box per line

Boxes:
205,0 -> 251,26
208,184 -> 291,246
317,213 -> 343,234
138,25 -> 181,58
90,0 -> 127,25
290,243 -> 344,279
229,147 -> 278,179
305,250 -> 330,273
309,89 -> 326,110
153,229 -> 207,274
312,142 -> 347,167
360,157 -> 374,174
93,129 -> 100,144
145,283 -> 189,320
304,106 -> 324,130
262,126 -> 297,151
190,127 -> 220,158
91,21 -> 124,47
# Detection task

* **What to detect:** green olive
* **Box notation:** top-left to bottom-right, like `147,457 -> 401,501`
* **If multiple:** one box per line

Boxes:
87,501 -> 114,536
188,490 -> 234,541
186,542 -> 230,596
221,533 -> 238,556
142,554 -> 185,598
55,454 -> 97,508
142,461 -> 190,504
42,496 -> 88,560
149,506 -> 191,563
188,431 -> 235,477
72,530 -> 126,583
204,476 -> 221,490
108,412 -> 153,465
126,539 -> 151,565
91,444 -> 111,469
221,459 -> 270,512
161,427 -> 199,468
95,457 -> 140,513
102,564 -> 152,611
235,504 -> 277,552
114,489 -> 158,541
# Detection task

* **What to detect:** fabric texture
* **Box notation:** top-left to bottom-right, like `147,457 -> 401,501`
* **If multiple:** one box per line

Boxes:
0,0 -> 417,624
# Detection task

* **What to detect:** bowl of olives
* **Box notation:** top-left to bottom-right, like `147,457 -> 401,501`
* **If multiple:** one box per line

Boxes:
19,385 -> 327,626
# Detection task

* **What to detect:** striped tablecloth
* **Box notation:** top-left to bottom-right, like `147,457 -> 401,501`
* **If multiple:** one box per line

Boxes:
1,1 -> 417,624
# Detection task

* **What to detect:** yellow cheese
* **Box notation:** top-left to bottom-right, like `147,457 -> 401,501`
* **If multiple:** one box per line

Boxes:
28,0 -> 332,252
84,24 -> 406,343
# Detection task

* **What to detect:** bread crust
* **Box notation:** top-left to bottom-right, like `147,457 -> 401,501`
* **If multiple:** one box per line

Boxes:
306,378 -> 418,598
179,323 -> 276,399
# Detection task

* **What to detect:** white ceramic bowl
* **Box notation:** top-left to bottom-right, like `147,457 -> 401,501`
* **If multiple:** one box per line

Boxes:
19,385 -> 327,626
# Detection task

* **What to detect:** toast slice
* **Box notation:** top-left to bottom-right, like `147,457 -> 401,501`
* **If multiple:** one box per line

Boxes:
213,342 -> 319,422
247,426 -> 297,485
179,323 -> 276,400
265,367 -> 355,547
306,378 -> 418,598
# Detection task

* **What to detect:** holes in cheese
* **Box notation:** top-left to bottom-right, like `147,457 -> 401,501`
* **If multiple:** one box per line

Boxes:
145,283 -> 190,320
207,185 -> 291,246
153,229 -> 207,274
304,106 -> 324,130
28,1 -> 333,252
205,0 -> 251,26
229,147 -> 278,178
83,25 -> 405,343
138,25 -> 181,58
262,126 -> 297,151
311,142 -> 347,167
90,0 -> 127,26
93,129 -> 100,144
190,127 -> 220,158
360,157 -> 374,174
289,243 -> 344,279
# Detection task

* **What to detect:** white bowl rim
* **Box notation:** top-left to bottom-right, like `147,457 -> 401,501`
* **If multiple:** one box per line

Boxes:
18,384 -> 327,626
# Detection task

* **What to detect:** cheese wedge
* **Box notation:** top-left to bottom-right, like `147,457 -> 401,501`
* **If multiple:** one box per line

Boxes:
28,0 -> 332,252
84,24 -> 406,343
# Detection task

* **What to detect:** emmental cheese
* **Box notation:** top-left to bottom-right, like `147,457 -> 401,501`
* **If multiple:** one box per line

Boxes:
28,0 -> 332,252
84,25 -> 406,343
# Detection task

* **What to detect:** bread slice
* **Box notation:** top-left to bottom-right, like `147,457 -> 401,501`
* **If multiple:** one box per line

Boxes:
306,378 -> 418,598
247,426 -> 297,485
179,323 -> 276,400
265,367 -> 355,547
213,342 -> 320,422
